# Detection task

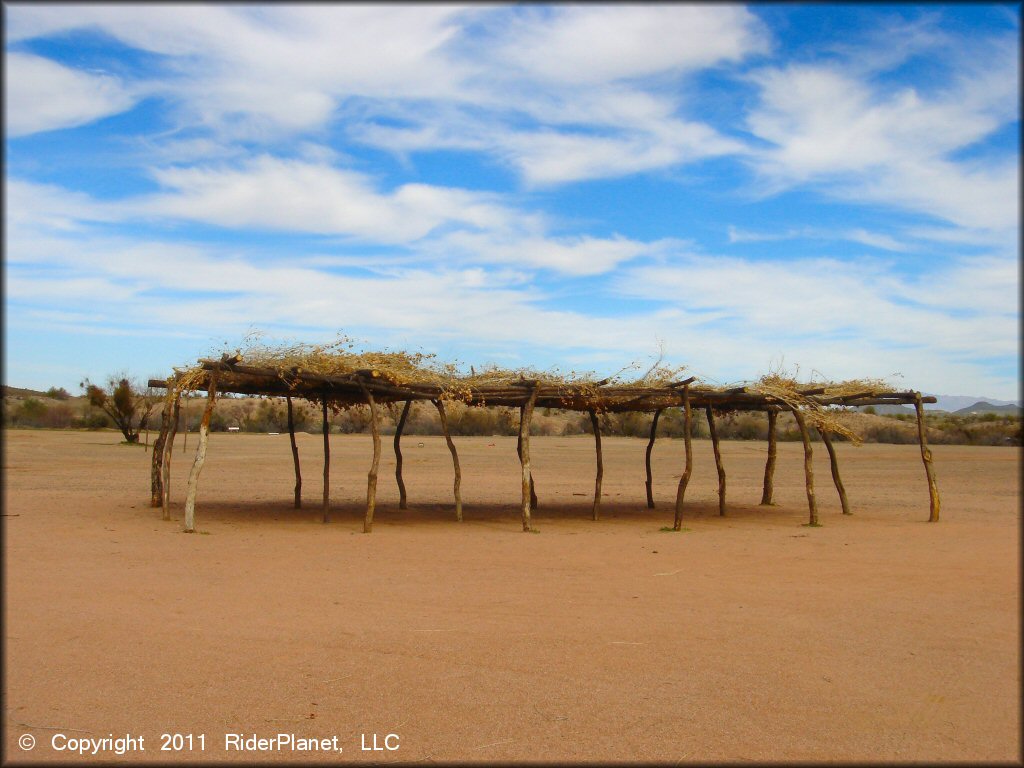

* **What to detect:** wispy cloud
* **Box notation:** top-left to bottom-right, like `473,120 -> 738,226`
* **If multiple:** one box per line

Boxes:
3,52 -> 137,136
727,225 -> 913,253
136,156 -> 515,242
744,32 -> 1019,231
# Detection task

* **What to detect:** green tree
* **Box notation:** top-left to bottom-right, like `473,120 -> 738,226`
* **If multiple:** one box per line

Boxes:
45,386 -> 71,400
80,374 -> 157,443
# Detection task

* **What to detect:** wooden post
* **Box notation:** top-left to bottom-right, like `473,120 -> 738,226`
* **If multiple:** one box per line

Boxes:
914,392 -> 941,522
182,394 -> 188,453
761,408 -> 778,505
394,400 -> 411,509
519,386 -> 539,531
673,385 -> 693,530
321,393 -> 330,524
517,405 -> 538,509
792,408 -> 819,526
151,397 -> 171,507
362,385 -> 382,533
706,406 -> 726,516
819,428 -> 851,515
161,390 -> 181,521
433,399 -> 463,522
589,409 -> 603,520
645,408 -> 662,508
287,396 -> 302,509
183,373 -> 218,533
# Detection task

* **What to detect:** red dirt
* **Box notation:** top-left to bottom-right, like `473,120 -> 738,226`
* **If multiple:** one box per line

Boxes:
3,430 -> 1020,763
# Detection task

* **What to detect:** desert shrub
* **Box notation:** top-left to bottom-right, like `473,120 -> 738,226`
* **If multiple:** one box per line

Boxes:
452,404 -> 518,436
400,403 -> 441,436
715,412 -> 766,441
45,386 -> 71,400
561,417 -> 585,436
615,411 -> 654,438
860,421 -> 917,444
243,399 -> 288,432
657,408 -> 705,438
83,411 -> 113,430
10,398 -> 49,427
44,403 -> 75,428
335,404 -> 373,434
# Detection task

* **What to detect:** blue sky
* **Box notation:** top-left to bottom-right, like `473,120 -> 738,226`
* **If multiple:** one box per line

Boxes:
4,4 -> 1020,398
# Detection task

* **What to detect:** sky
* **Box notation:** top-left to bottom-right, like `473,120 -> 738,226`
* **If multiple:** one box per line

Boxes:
3,4 -> 1021,399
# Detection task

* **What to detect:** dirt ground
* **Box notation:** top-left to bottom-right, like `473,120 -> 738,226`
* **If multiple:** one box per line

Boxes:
3,429 -> 1020,763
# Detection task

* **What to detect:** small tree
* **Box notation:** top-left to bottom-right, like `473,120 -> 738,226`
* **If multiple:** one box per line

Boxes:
80,374 -> 157,443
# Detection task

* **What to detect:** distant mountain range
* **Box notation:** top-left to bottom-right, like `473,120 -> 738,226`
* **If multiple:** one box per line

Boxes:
922,394 -> 1021,413
950,401 -> 1022,415
856,397 -> 1021,416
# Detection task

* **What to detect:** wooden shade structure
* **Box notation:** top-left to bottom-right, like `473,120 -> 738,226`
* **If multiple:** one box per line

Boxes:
148,353 -> 940,534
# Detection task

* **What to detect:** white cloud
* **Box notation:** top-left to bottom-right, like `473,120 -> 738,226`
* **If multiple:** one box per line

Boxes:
6,172 -> 656,277
501,123 -> 744,186
7,211 -> 1018,397
841,229 -> 911,253
618,253 -> 1019,364
487,5 -> 768,85
4,52 -> 136,137
745,34 -> 1020,231
727,224 -> 912,252
4,179 -> 122,234
848,156 -> 1018,232
6,5 -> 471,138
434,232 -> 673,276
5,5 -> 766,183
132,156 -> 515,242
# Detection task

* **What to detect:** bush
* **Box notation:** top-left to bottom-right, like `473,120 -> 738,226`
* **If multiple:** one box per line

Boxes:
11,398 -> 49,427
44,403 -> 75,428
715,412 -> 766,441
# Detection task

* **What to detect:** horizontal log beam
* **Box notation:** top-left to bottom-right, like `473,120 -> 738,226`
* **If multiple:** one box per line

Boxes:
150,368 -> 936,413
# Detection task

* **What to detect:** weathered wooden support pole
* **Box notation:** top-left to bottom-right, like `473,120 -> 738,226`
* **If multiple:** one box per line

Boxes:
181,395 -> 188,453
394,400 -> 411,509
517,405 -> 538,509
589,409 -> 603,520
362,385 -> 382,533
183,373 -> 218,533
150,397 -> 171,507
792,408 -> 819,526
645,408 -> 663,508
433,399 -> 463,522
519,387 -> 539,531
161,389 -> 182,521
706,405 -> 726,516
761,408 -> 778,505
287,396 -> 302,509
673,385 -> 693,531
819,428 -> 850,515
321,393 -> 330,524
914,392 -> 941,522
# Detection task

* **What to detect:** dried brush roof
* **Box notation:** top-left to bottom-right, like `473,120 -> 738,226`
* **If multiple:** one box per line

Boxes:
153,335 -> 926,444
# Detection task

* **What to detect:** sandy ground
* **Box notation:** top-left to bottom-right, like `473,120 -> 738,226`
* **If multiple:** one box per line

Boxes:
2,429 -> 1020,764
